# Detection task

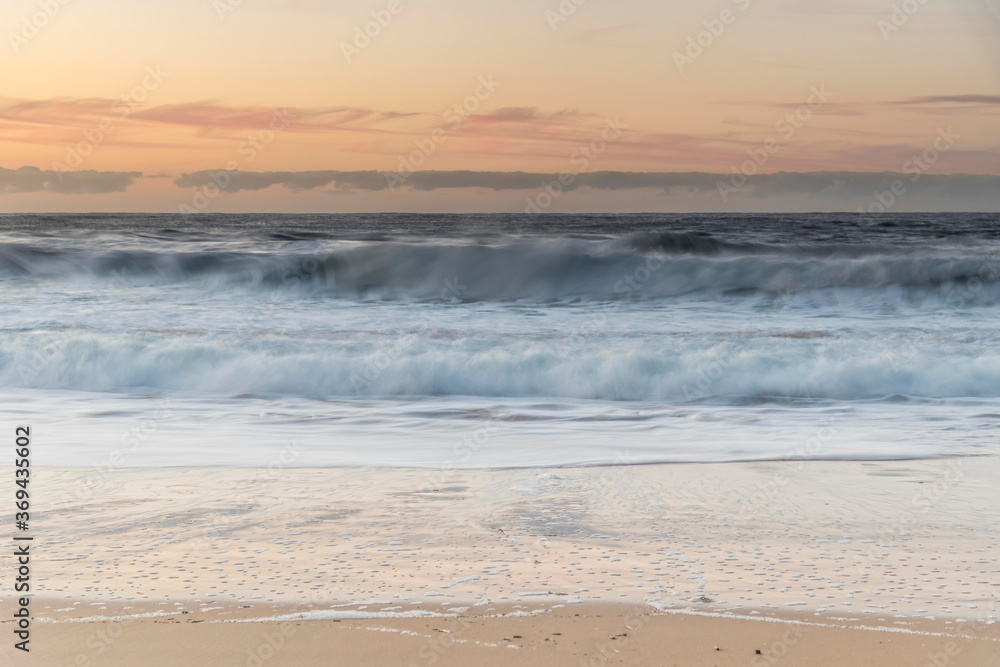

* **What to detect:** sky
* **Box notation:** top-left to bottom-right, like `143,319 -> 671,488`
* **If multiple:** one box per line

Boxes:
1,0 -> 998,213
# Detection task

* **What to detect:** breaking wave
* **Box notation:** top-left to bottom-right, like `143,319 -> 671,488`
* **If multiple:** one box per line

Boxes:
1,238 -> 998,303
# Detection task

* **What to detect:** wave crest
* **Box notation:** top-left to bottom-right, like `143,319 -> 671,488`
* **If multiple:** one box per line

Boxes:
2,239 -> 999,302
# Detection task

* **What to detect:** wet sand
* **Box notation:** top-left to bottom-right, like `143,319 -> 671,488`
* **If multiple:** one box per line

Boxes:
5,458 -> 999,665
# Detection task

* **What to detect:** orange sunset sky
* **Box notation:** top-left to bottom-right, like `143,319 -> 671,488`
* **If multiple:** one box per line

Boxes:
1,0 -> 998,212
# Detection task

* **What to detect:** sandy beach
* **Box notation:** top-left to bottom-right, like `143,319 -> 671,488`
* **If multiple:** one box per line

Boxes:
23,603 -> 1000,667
6,458 -> 998,665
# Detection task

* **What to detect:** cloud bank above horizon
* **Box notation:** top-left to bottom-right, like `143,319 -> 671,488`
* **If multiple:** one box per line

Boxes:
4,166 -> 1000,214
1,0 -> 998,212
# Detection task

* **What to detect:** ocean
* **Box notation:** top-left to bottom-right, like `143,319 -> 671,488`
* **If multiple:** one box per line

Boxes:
2,212 -> 999,469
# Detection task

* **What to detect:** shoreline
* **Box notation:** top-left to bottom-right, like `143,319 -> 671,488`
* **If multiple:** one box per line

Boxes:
28,596 -> 1000,637
21,601 -> 1000,667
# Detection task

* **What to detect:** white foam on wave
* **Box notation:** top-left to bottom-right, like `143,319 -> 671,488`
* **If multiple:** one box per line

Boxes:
225,609 -> 443,622
3,329 -> 1000,401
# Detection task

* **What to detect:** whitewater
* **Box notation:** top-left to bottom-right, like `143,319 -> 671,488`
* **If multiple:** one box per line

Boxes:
2,212 -> 998,468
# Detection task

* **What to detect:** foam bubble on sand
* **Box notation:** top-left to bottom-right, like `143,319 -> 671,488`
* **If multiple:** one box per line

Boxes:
35,611 -> 176,624
228,609 -> 444,622
441,575 -> 482,589
645,604 -> 1000,641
